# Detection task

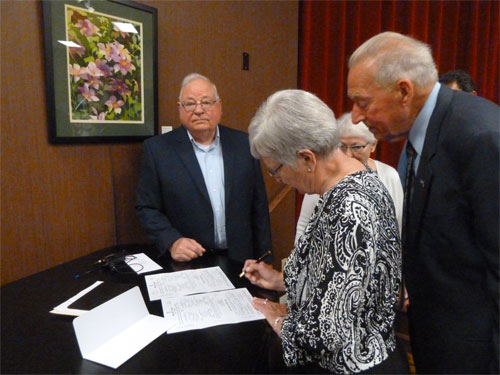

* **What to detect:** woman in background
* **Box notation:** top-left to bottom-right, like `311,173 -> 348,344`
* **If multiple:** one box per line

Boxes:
295,112 -> 403,243
243,90 -> 408,374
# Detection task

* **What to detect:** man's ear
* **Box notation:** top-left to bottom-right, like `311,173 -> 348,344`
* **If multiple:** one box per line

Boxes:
396,79 -> 413,107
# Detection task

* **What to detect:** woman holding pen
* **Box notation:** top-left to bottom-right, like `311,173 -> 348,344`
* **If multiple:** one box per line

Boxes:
242,90 -> 408,374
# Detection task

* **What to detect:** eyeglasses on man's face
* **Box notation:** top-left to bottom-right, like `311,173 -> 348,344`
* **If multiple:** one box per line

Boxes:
268,163 -> 283,178
340,143 -> 370,153
179,99 -> 219,113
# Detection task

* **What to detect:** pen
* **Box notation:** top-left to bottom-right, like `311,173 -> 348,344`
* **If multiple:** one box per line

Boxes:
239,250 -> 272,278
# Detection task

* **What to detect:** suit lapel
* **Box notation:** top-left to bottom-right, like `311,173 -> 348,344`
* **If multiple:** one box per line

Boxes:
409,87 -> 453,244
173,126 -> 211,203
219,125 -> 234,208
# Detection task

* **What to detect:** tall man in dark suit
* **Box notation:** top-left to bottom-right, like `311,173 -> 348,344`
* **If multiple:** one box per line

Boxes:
136,73 -> 272,263
347,32 -> 499,374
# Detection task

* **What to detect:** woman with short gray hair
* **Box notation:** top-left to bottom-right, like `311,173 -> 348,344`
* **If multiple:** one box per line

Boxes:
243,89 -> 408,374
248,89 -> 339,166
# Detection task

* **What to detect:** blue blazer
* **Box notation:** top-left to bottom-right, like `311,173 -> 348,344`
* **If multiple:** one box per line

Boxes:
136,125 -> 272,263
404,85 -> 499,374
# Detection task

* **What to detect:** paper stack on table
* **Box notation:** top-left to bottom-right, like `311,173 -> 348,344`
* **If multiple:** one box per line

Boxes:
145,266 -> 264,333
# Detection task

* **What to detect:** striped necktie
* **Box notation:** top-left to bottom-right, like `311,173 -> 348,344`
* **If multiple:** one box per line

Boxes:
402,141 -> 416,246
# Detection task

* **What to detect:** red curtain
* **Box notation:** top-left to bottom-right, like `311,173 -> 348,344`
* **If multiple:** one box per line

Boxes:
299,0 -> 499,167
297,0 -> 499,216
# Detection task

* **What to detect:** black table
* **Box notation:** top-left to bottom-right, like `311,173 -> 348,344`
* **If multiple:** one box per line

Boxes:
1,244 -> 279,374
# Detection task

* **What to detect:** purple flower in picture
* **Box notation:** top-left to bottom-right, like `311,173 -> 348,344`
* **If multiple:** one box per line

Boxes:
78,83 -> 100,102
75,18 -> 101,37
81,62 -> 105,89
105,95 -> 125,114
69,63 -> 89,83
113,54 -> 136,75
90,107 -> 106,120
97,42 -> 113,61
95,59 -> 112,77
110,41 -> 126,61
87,62 -> 104,77
86,76 -> 102,90
107,78 -> 132,96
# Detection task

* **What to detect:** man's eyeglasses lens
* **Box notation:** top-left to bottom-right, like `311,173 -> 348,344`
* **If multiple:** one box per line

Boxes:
181,99 -> 218,112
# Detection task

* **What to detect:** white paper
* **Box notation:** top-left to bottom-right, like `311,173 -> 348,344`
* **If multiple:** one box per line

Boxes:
145,266 -> 234,301
129,253 -> 162,274
73,286 -> 173,369
162,288 -> 265,333
50,281 -> 103,316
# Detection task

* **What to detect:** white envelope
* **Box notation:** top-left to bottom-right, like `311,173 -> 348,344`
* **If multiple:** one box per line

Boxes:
73,286 -> 172,369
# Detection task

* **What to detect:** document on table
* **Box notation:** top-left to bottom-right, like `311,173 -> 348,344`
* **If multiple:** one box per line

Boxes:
130,252 -> 162,274
145,266 -> 234,301
162,288 -> 265,333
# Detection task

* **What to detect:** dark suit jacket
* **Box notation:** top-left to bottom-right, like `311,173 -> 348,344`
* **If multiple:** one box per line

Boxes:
136,125 -> 272,263
405,86 -> 499,374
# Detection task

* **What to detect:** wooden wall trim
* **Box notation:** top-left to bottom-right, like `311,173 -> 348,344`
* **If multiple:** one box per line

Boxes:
269,185 -> 293,213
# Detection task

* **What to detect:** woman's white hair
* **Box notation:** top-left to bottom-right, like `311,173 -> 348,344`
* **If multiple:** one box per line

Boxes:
248,89 -> 339,166
337,112 -> 376,143
349,31 -> 438,88
179,73 -> 219,100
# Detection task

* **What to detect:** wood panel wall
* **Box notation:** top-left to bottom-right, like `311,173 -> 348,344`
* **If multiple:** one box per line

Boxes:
0,0 -> 298,285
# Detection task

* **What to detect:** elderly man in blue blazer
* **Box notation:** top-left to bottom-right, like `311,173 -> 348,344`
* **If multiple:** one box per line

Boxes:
348,32 -> 499,374
136,73 -> 272,263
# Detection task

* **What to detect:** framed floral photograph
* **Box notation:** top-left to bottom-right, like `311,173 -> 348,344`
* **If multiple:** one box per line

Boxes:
42,0 -> 157,143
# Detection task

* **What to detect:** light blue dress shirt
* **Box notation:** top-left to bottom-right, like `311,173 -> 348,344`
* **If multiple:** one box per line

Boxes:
398,82 -> 441,185
408,82 -> 441,173
187,126 -> 227,248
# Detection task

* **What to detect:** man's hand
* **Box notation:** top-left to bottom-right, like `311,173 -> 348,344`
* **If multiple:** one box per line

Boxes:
170,237 -> 206,262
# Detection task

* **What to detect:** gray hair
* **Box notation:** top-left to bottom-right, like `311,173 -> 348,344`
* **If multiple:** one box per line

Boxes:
337,112 -> 376,143
248,89 -> 339,166
349,31 -> 438,88
179,73 -> 220,100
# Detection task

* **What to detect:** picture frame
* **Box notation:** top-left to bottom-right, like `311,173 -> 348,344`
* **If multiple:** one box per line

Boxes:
42,0 -> 158,144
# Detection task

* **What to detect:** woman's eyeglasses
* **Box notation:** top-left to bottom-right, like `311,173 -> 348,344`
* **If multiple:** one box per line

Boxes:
340,143 -> 370,153
268,163 -> 283,178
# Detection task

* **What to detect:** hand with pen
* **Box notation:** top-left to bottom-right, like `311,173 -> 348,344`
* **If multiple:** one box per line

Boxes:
241,256 -> 285,291
241,254 -> 287,336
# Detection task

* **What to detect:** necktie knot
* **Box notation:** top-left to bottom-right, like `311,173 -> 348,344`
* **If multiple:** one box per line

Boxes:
406,141 -> 416,158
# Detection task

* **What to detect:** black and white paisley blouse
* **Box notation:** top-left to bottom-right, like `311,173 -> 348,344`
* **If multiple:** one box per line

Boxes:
281,169 -> 402,374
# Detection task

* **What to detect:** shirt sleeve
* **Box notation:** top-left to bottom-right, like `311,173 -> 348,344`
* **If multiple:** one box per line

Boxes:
294,194 -> 320,244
